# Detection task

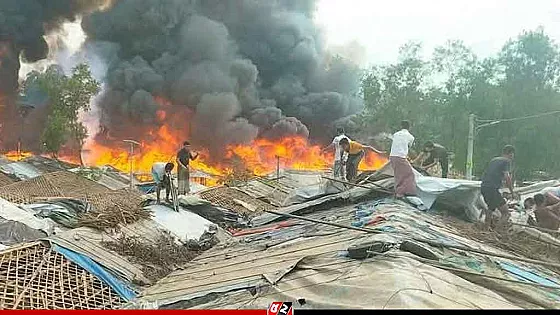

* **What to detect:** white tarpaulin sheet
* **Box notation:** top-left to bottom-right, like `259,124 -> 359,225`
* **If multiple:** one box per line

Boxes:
415,176 -> 484,221
146,205 -> 216,241
0,197 -> 56,235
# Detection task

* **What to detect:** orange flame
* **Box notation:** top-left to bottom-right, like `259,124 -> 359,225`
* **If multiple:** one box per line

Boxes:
4,150 -> 81,165
4,96 -> 388,186
4,151 -> 33,162
82,134 -> 387,184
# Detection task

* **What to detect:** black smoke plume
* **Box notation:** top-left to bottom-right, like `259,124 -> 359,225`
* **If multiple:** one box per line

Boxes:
81,0 -> 363,156
0,0 -> 108,149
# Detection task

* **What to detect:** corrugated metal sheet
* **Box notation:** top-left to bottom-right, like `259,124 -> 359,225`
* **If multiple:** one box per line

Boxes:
68,167 -> 133,191
232,171 -> 328,207
21,155 -> 78,173
0,161 -> 43,180
0,156 -> 76,181
198,186 -> 277,215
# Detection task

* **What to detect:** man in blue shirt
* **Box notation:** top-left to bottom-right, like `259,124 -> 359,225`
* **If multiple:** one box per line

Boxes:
480,145 -> 516,229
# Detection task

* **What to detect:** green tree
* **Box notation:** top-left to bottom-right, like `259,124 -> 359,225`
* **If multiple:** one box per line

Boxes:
24,64 -> 100,157
493,28 -> 560,179
360,29 -> 560,180
361,42 -> 429,136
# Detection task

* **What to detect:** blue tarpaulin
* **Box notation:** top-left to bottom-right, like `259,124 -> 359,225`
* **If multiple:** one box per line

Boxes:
52,244 -> 137,301
498,261 -> 560,301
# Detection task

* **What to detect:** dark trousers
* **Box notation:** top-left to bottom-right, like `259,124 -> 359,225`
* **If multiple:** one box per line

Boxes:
157,174 -> 171,202
422,157 -> 449,178
346,150 -> 365,181
441,158 -> 449,178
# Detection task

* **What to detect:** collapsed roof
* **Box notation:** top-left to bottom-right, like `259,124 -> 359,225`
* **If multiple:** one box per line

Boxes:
0,154 -> 558,309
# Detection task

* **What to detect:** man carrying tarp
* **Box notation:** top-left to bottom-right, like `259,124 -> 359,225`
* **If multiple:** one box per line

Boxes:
176,141 -> 199,195
151,162 -> 174,204
321,127 -> 349,179
339,138 -> 385,181
533,193 -> 560,231
389,120 -> 417,198
413,141 -> 449,178
480,145 -> 516,229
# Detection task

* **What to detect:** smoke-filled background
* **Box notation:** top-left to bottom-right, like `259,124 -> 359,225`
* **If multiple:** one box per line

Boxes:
1,0 -> 363,160
0,0 -> 110,150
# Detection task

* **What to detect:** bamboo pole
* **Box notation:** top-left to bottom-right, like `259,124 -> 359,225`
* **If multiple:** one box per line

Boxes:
370,251 -> 560,290
264,209 -> 560,270
321,175 -> 393,194
511,222 -> 560,235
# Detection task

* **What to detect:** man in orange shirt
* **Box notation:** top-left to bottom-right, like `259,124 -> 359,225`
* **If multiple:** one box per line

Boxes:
339,138 -> 385,181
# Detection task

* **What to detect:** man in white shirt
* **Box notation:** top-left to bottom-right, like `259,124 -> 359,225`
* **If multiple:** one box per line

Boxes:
389,120 -> 417,198
151,162 -> 174,204
322,127 -> 349,179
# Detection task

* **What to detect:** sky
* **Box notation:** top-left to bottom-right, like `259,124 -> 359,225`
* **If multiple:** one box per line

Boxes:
315,0 -> 560,66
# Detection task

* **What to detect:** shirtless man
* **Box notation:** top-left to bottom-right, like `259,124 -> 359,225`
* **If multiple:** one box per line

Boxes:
533,193 -> 560,231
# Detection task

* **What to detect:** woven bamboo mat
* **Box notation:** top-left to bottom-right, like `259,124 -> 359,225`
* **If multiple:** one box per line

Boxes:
0,242 -> 125,309
0,171 -> 110,204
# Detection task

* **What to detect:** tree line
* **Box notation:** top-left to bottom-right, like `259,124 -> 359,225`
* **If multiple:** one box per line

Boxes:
358,28 -> 560,181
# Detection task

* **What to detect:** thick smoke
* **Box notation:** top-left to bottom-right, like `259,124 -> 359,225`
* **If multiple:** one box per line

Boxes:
80,0 -> 363,154
0,0 -> 109,150
2,0 -> 362,155
0,0 -> 108,96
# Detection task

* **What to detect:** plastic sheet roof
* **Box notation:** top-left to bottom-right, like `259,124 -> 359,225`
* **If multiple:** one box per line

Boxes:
127,197 -> 560,309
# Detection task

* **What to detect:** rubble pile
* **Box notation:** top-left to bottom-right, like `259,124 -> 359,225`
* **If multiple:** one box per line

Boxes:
79,190 -> 151,230
102,232 -> 199,282
185,225 -> 220,251
441,215 -> 560,273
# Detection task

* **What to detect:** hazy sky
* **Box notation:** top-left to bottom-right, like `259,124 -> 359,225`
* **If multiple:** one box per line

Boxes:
315,0 -> 560,66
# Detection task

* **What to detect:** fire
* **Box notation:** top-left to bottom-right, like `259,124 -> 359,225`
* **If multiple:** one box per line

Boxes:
3,136 -> 388,187
4,151 -> 33,161
81,134 -> 387,185
79,96 -> 387,185
3,96 -> 388,187
4,150 -> 82,165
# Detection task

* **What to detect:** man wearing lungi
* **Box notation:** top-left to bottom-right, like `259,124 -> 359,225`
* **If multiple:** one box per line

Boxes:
176,141 -> 199,195
389,120 -> 416,198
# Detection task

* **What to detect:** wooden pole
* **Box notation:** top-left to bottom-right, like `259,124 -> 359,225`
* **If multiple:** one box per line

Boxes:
276,155 -> 280,182
511,222 -> 560,235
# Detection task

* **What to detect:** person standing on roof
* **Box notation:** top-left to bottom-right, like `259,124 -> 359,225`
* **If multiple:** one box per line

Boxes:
480,145 -> 516,229
151,162 -> 174,204
389,120 -> 417,198
322,127 -> 349,179
339,138 -> 385,182
413,141 -> 449,178
176,141 -> 199,195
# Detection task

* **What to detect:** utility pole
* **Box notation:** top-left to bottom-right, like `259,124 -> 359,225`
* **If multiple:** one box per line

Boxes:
466,110 -> 560,181
123,140 -> 140,189
466,113 -> 475,180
